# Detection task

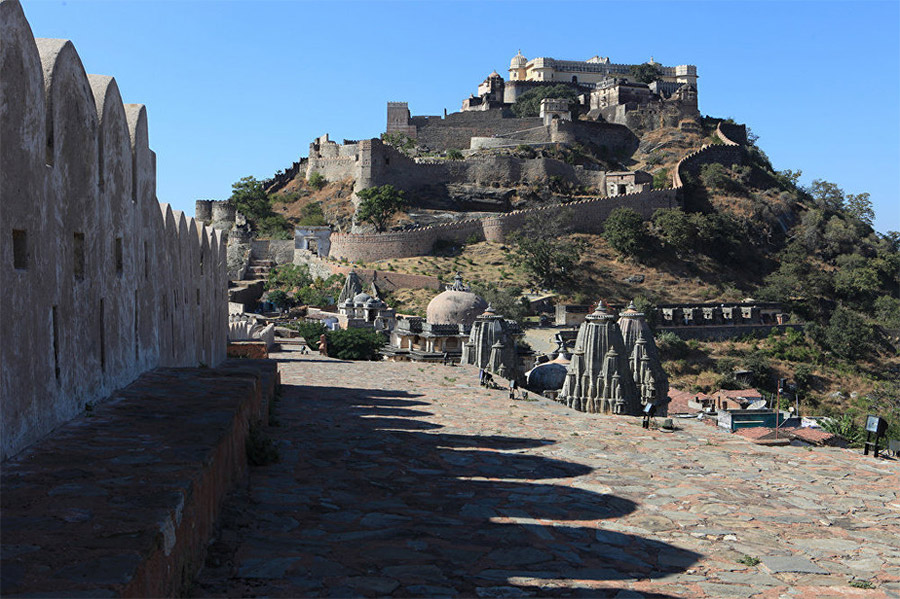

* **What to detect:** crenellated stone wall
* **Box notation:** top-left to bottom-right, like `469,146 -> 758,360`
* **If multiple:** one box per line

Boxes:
329,187 -> 678,262
673,122 -> 746,188
0,0 -> 228,460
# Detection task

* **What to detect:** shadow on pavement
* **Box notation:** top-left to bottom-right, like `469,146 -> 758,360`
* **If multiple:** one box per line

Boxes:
196,375 -> 702,598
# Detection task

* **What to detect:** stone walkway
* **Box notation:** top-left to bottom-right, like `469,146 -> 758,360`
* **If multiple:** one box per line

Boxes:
194,346 -> 900,598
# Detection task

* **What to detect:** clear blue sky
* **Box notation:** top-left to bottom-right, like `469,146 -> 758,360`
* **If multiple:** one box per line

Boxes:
20,0 -> 900,233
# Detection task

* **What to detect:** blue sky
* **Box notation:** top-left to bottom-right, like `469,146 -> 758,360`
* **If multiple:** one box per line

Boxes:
20,0 -> 900,233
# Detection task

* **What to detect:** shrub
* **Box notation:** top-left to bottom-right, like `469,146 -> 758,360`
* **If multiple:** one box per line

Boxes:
266,289 -> 293,311
822,305 -> 872,360
603,207 -> 649,259
511,84 -> 578,118
267,263 -> 314,292
297,202 -> 327,226
446,148 -> 463,160
307,171 -> 326,190
287,321 -> 327,348
656,331 -> 689,360
699,163 -> 730,191
326,328 -> 387,361
652,168 -> 670,189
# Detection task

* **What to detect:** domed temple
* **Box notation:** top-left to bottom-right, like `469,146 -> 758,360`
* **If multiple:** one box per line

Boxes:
381,274 -> 486,362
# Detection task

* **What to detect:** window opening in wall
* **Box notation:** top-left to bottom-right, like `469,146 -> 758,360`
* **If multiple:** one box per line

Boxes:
12,229 -> 28,270
73,233 -> 85,280
52,306 -> 60,380
144,241 -> 149,280
199,253 -> 204,276
99,299 -> 106,372
617,184 -> 627,195
115,237 -> 123,274
196,288 -> 200,306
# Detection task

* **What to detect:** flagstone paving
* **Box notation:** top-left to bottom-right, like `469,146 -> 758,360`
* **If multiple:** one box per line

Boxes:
194,346 -> 900,598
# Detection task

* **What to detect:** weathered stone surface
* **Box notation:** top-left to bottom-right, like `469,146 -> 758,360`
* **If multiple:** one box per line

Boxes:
192,348 -> 900,598
761,556 -> 828,574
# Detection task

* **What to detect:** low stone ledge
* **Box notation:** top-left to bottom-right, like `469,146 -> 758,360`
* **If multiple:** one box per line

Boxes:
0,360 -> 279,598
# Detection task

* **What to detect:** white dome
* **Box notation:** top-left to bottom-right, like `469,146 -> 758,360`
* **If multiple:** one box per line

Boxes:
426,290 -> 488,326
510,51 -> 527,69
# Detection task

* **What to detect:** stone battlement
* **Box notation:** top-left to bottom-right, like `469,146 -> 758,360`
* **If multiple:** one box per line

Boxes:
1,0 -> 228,459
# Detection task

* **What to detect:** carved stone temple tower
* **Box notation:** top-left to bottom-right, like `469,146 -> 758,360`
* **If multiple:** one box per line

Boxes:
617,301 -> 670,415
558,300 -> 642,415
461,305 -> 523,383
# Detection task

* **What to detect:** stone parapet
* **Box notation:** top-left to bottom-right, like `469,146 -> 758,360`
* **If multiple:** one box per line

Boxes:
0,360 -> 278,597
0,0 -> 228,459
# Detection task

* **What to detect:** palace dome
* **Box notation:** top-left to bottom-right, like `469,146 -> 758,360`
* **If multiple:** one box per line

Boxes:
425,274 -> 487,326
510,51 -> 527,69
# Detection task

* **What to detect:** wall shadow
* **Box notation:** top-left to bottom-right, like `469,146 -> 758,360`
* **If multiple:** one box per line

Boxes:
198,378 -> 701,598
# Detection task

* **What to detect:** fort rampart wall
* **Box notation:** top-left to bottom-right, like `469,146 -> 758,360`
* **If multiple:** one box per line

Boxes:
0,0 -> 227,459
329,187 -> 677,262
673,122 -> 746,188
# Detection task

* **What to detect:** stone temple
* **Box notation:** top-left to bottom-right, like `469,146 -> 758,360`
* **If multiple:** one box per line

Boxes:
558,300 -> 670,416
382,274 -> 487,362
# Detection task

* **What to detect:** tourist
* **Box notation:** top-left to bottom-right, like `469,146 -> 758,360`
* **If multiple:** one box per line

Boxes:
318,333 -> 328,357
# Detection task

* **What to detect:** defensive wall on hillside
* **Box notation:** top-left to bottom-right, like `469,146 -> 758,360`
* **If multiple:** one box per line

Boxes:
328,187 -> 678,262
325,119 -> 746,263
0,0 -> 227,460
673,122 -> 746,187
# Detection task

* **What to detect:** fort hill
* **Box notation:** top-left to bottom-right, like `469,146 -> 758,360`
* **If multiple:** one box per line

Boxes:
238,52 -> 899,439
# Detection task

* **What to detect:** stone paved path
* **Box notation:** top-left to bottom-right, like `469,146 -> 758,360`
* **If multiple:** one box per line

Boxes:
194,346 -> 900,598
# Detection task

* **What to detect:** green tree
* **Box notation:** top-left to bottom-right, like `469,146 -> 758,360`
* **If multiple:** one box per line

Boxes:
508,211 -> 585,291
808,179 -> 845,211
227,176 -> 293,239
630,63 -> 662,84
307,171 -> 326,190
651,208 -> 696,255
327,329 -> 388,361
603,207 -> 649,259
287,321 -> 327,348
297,202 -> 327,226
845,192 -> 874,227
266,263 -> 314,292
470,282 -> 530,322
511,84 -> 579,118
356,185 -> 406,232
266,289 -> 293,311
823,305 -> 872,360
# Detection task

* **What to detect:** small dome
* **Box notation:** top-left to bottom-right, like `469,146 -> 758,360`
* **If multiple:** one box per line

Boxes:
353,292 -> 372,305
426,289 -> 488,326
526,354 -> 571,393
489,70 -> 501,79
510,50 -> 527,69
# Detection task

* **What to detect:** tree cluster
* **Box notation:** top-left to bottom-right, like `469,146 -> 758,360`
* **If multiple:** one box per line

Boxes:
511,84 -> 579,118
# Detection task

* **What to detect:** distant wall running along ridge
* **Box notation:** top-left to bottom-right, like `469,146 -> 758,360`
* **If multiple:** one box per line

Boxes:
328,187 -> 678,262
0,0 -> 228,460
